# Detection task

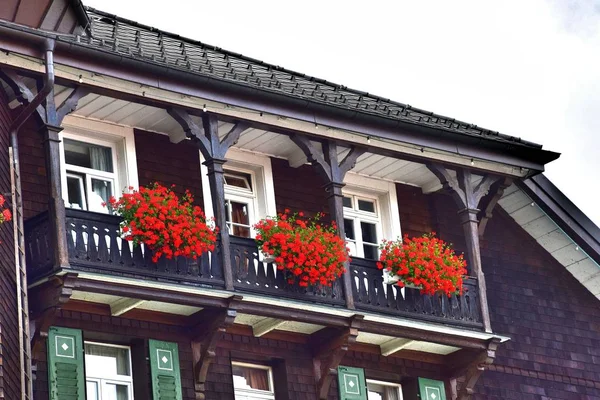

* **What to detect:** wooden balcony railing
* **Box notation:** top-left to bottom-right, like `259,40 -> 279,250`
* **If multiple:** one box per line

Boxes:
25,209 -> 482,328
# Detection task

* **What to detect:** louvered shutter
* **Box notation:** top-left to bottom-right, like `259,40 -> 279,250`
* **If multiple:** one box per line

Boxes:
418,378 -> 446,400
149,339 -> 182,400
337,366 -> 367,400
47,326 -> 85,400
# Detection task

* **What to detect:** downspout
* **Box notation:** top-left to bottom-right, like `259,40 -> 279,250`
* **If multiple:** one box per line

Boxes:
8,38 -> 55,400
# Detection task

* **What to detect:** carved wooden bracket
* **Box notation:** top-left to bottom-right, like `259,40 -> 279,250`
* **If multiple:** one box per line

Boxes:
477,177 -> 512,236
310,315 -> 363,399
190,295 -> 241,400
0,68 -> 46,123
167,107 -> 249,160
289,135 -> 365,184
55,86 -> 90,125
29,273 -> 77,358
454,339 -> 500,400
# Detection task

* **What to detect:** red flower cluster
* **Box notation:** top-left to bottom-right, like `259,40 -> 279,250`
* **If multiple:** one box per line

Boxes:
0,195 -> 12,224
254,210 -> 349,287
377,233 -> 467,297
107,183 -> 217,263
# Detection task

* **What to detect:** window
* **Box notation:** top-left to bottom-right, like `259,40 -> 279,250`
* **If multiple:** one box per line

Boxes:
343,194 -> 382,260
60,116 -> 139,214
232,362 -> 275,400
343,173 -> 402,260
84,342 -> 134,400
367,379 -> 403,400
224,169 -> 256,238
201,149 -> 277,239
63,138 -> 117,213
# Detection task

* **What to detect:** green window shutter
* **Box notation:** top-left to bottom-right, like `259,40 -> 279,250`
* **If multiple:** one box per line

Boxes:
149,339 -> 182,400
337,366 -> 367,400
47,326 -> 85,400
418,378 -> 446,400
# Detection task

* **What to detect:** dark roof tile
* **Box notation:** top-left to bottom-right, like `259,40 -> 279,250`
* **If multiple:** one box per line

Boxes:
77,7 -> 542,149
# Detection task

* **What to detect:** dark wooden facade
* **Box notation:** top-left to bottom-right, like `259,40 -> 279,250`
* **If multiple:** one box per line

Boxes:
0,4 -> 598,400
5,127 -> 598,399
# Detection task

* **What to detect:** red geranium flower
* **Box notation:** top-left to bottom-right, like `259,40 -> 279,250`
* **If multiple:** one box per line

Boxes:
107,183 -> 217,262
377,233 -> 467,297
254,210 -> 349,287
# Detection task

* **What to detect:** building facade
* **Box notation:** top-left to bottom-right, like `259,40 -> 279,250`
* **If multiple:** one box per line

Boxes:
1,2 -> 600,400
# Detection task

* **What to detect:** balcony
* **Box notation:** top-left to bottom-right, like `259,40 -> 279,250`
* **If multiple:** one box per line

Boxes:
25,209 -> 483,329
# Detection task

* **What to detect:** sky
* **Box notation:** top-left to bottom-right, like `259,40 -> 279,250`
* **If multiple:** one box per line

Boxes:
85,0 -> 600,226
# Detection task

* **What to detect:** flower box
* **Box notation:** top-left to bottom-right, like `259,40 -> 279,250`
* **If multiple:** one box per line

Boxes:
254,210 -> 349,288
378,233 -> 467,297
106,183 -> 217,263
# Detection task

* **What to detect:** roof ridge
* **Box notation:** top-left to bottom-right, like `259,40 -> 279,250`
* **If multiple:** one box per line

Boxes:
82,6 -> 542,149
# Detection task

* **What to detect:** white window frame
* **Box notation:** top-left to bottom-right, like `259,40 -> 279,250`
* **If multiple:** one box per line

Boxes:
366,379 -> 403,400
343,192 -> 383,259
231,361 -> 275,400
343,172 -> 402,259
201,148 -> 277,238
84,341 -> 135,400
223,167 -> 257,237
59,115 -> 139,212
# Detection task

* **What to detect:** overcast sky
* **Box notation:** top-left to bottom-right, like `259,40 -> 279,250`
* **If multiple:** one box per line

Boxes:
85,0 -> 600,226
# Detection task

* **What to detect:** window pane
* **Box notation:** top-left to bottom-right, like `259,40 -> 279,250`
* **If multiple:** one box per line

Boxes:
64,139 -> 113,173
67,175 -> 86,210
232,365 -> 271,392
363,244 -> 378,260
229,201 -> 251,237
89,178 -> 113,213
224,170 -> 252,191
360,221 -> 378,244
367,382 -> 401,400
358,199 -> 376,213
344,218 -> 355,240
343,196 -> 352,208
104,382 -> 130,400
84,344 -> 131,377
86,381 -> 99,400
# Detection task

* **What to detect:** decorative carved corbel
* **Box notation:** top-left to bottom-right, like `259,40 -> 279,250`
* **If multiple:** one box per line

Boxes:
477,177 -> 512,236
310,315 -> 363,399
189,295 -> 241,400
0,68 -> 46,123
29,273 -> 78,357
454,338 -> 500,400
54,86 -> 90,125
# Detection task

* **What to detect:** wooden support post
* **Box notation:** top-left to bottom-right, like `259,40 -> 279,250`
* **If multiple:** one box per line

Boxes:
290,135 -> 365,309
167,108 -> 249,291
427,164 -> 503,333
310,315 -> 363,399
41,124 -> 70,268
189,296 -> 241,400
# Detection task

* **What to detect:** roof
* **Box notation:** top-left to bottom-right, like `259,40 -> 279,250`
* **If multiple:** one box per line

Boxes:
71,7 -> 546,152
499,174 -> 600,300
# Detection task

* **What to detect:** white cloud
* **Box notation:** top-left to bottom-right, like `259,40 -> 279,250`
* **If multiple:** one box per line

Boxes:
84,0 -> 600,226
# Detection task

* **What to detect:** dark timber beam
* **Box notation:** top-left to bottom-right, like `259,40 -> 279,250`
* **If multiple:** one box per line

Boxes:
189,296 -> 241,400
310,315 -> 362,399
168,107 -> 249,291
29,273 -> 77,358
290,135 -> 366,309
426,164 -> 501,333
